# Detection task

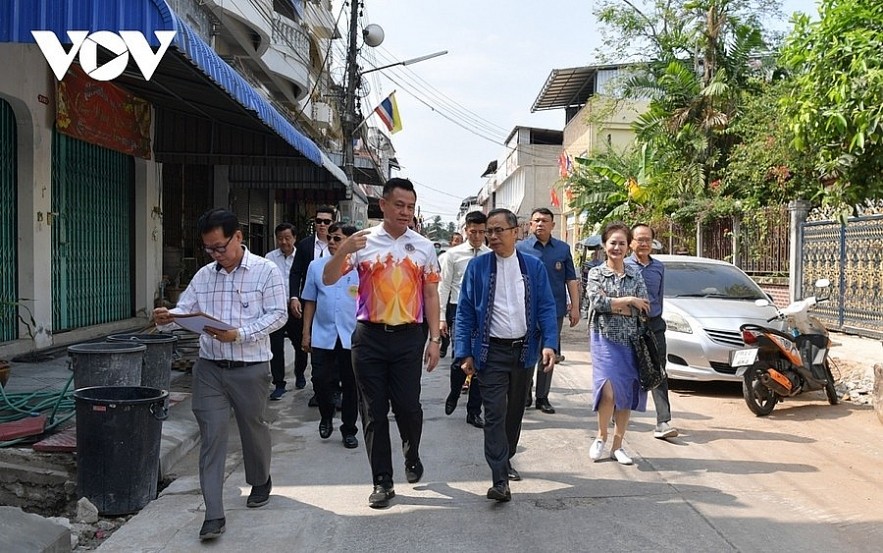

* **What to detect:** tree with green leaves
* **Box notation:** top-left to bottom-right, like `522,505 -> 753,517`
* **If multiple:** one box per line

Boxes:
781,0 -> 883,208
724,79 -> 818,206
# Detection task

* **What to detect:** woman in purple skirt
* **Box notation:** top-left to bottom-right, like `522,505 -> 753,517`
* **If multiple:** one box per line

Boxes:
585,222 -> 650,465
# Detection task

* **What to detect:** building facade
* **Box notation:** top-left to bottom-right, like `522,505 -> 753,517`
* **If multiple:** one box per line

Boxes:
531,63 -> 648,248
0,0 -> 389,356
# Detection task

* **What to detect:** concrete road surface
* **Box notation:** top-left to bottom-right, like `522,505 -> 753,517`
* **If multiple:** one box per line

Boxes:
95,324 -> 883,552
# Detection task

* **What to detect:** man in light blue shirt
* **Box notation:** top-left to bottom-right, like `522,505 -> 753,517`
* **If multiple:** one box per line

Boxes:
301,223 -> 360,448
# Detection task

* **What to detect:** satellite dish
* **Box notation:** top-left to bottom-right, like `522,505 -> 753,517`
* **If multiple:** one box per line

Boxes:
363,24 -> 385,47
356,77 -> 372,98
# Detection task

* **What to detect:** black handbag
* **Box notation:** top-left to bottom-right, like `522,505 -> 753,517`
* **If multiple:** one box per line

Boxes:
631,316 -> 665,391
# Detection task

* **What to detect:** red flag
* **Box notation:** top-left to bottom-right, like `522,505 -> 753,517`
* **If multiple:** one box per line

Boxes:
550,187 -> 561,208
558,151 -> 568,178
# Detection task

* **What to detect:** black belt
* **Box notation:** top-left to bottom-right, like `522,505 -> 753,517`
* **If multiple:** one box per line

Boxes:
204,359 -> 258,369
489,336 -> 525,348
358,321 -> 421,333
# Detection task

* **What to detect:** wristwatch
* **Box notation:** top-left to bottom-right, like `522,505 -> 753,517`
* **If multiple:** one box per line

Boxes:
428,336 -> 442,344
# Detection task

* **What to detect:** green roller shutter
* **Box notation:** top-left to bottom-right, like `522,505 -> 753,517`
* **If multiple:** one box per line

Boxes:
51,129 -> 134,331
0,99 -> 17,342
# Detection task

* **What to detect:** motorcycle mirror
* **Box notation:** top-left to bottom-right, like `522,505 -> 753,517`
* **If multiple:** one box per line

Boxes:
754,298 -> 771,307
814,278 -> 831,288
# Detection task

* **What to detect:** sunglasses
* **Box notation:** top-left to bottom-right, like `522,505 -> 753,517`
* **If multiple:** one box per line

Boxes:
315,218 -> 333,225
329,235 -> 344,242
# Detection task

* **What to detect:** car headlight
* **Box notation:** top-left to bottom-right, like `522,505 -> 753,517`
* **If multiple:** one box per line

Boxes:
663,312 -> 693,334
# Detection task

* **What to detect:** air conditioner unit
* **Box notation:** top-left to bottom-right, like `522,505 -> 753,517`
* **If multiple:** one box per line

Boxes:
313,102 -> 334,128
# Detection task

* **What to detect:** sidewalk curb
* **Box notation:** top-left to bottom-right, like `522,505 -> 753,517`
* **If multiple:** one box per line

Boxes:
158,393 -> 199,478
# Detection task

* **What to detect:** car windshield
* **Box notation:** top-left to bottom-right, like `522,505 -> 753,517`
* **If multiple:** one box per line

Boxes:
663,262 -> 767,300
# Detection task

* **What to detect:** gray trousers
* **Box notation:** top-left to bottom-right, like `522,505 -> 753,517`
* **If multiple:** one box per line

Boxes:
527,317 -> 564,401
647,316 -> 672,424
478,343 -> 529,485
191,358 -> 272,519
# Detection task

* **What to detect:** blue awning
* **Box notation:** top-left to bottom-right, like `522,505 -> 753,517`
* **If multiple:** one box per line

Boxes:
2,0 -> 343,180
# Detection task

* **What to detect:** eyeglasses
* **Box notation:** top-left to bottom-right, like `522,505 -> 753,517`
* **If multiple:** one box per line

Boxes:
329,235 -> 344,242
315,218 -> 333,225
204,234 -> 235,255
486,226 -> 516,236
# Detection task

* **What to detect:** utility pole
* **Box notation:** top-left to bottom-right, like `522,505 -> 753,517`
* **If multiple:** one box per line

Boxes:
342,0 -> 361,196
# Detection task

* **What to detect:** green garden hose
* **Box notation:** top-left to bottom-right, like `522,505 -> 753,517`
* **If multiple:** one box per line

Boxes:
0,370 -> 76,447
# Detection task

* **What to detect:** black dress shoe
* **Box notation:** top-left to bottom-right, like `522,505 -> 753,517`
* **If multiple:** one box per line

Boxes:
405,459 -> 424,483
486,482 -> 511,502
246,476 -> 272,508
199,517 -> 226,541
507,463 -> 522,481
319,417 -> 333,439
369,482 -> 395,508
343,434 -> 359,449
444,390 -> 459,416
466,413 -> 485,428
535,399 -> 556,414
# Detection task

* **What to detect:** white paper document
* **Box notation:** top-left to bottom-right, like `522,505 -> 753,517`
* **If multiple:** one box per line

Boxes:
171,312 -> 235,335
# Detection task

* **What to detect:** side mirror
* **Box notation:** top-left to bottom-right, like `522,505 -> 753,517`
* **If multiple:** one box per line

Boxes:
754,298 -> 771,307
814,278 -> 831,289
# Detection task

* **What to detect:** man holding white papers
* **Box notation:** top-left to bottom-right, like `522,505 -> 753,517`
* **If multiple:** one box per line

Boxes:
153,208 -> 287,541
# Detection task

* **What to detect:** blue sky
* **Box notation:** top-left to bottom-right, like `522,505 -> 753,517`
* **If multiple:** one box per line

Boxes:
343,0 -> 821,223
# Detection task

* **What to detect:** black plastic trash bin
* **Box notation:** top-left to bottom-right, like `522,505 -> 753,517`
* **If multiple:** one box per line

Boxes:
68,342 -> 145,390
107,333 -> 178,391
74,386 -> 169,515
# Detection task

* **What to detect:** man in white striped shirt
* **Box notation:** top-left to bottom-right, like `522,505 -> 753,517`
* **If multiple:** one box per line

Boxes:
153,208 -> 287,541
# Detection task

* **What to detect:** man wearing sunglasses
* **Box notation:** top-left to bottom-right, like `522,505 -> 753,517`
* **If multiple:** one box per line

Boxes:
288,206 -> 336,396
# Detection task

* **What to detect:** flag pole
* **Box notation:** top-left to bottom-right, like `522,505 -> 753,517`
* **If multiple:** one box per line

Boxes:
355,89 -> 397,134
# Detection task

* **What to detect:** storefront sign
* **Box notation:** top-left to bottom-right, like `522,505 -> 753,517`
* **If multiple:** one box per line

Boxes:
57,65 -> 152,159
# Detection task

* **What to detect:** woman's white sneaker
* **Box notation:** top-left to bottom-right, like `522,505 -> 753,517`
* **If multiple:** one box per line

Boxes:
589,438 -> 606,461
610,448 -> 634,465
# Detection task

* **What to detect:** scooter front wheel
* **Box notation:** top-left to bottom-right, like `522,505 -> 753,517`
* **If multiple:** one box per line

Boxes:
742,367 -> 778,416
824,360 -> 839,405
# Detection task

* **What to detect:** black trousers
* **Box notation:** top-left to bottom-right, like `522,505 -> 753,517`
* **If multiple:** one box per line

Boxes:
312,338 -> 358,437
289,315 -> 309,381
269,316 -> 294,388
527,317 -> 564,402
440,302 -> 456,354
477,342 -> 529,485
450,359 -> 483,416
352,322 -> 426,484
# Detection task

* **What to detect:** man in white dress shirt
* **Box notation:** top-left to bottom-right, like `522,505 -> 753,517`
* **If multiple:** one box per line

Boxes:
438,210 -> 490,427
265,222 -> 297,400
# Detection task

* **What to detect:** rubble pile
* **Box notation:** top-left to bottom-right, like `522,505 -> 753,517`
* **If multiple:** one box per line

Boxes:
831,357 -> 875,405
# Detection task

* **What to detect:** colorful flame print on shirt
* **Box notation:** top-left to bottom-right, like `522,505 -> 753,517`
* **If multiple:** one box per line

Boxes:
355,253 -> 439,325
